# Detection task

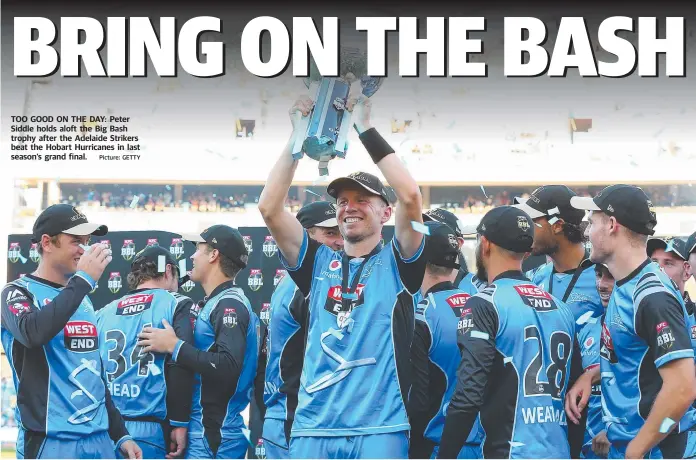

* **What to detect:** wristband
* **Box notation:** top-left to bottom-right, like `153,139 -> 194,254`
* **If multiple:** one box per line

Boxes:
359,128 -> 395,164
74,271 -> 97,289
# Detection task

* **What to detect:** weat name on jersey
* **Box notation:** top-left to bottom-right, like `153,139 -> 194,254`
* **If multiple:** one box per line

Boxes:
521,405 -> 567,426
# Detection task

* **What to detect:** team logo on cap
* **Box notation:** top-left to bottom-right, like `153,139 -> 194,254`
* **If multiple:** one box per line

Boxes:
64,321 -> 98,353
8,243 -> 21,264
248,269 -> 263,291
263,236 -> 278,258
146,238 -> 159,248
223,308 -> 238,328
517,216 -> 531,232
260,303 -> 271,326
255,439 -> 266,459
28,243 -> 39,263
274,269 -> 286,287
122,240 -> 136,261
243,236 -> 253,254
170,238 -> 185,260
181,271 -> 195,293
108,272 -> 122,294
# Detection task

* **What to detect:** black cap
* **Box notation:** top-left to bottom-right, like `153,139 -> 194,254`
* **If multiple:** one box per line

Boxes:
424,221 -> 460,270
570,185 -> 657,236
686,231 -> 696,256
476,206 -> 535,253
180,225 -> 248,268
296,201 -> 338,229
423,208 -> 475,238
513,185 -> 585,225
647,237 -> 688,261
327,171 -> 390,205
32,204 -> 108,243
132,245 -> 179,272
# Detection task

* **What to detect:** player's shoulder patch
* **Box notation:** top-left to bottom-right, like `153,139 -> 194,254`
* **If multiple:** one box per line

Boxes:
634,271 -> 678,307
513,283 -> 560,312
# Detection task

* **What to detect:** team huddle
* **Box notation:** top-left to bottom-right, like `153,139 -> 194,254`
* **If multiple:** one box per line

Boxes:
2,95 -> 696,460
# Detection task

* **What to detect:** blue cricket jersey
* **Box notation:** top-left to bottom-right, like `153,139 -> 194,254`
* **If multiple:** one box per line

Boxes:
171,281 -> 259,453
600,259 -> 696,454
409,282 -> 483,458
263,273 -> 307,440
0,274 -> 130,444
280,230 -> 427,437
438,271 -> 576,459
96,288 -> 195,426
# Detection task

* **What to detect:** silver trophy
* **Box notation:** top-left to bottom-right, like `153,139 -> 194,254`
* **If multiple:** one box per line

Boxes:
292,48 -> 384,176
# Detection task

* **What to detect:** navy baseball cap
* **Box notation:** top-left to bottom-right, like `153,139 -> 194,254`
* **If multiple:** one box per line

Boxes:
647,237 -> 688,261
513,185 -> 585,225
180,225 -> 248,268
423,208 -> 476,238
32,204 -> 108,243
570,185 -> 657,236
476,206 -> 535,253
327,171 -> 390,205
686,231 -> 696,256
296,201 -> 338,228
424,221 -> 460,270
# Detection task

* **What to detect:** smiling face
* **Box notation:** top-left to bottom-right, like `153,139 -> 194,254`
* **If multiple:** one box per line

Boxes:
651,248 -> 688,293
594,264 -> 615,308
335,187 -> 391,244
41,233 -> 91,276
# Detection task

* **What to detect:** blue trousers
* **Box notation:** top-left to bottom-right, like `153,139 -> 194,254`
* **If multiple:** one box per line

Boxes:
17,429 -> 115,459
262,418 -> 290,459
187,430 -> 249,459
290,432 -> 409,459
119,421 -> 166,459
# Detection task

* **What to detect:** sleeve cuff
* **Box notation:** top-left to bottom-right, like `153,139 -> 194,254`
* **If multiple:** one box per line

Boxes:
279,230 -> 308,272
655,349 -> 695,368
392,234 -> 426,263
73,271 -> 97,289
172,340 -> 185,362
114,435 -> 133,453
169,420 -> 189,428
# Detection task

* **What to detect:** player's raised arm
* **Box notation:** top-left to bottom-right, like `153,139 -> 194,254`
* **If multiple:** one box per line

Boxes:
347,95 -> 423,259
258,98 -> 313,268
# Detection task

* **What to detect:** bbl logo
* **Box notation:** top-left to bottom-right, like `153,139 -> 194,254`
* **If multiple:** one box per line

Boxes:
29,243 -> 40,263
181,271 -> 195,293
100,240 -> 111,253
263,236 -> 278,258
223,308 -> 238,328
243,236 -> 253,254
146,238 -> 159,248
274,269 -> 286,287
8,243 -> 21,264
248,269 -> 263,291
260,303 -> 271,326
122,240 -> 136,261
255,439 -> 266,459
170,238 -> 185,260
108,272 -> 123,294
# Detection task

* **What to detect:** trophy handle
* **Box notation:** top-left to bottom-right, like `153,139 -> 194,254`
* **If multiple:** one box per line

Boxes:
291,81 -> 321,159
334,109 -> 352,158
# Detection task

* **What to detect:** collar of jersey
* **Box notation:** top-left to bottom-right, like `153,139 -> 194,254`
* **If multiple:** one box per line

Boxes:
615,258 -> 652,287
424,281 -> 456,297
492,270 -> 527,283
24,273 -> 65,290
205,279 -> 237,301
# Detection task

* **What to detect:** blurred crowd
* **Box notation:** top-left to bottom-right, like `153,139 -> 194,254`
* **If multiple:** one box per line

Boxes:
56,184 -> 696,214
1,377 -> 17,428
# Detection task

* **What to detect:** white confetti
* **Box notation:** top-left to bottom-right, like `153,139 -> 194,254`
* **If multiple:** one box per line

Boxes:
576,311 -> 594,325
178,259 -> 187,275
548,207 -> 560,215
130,196 -> 139,208
659,417 -> 676,434
79,244 -> 90,252
411,221 -> 430,235
18,253 -> 27,264
305,189 -> 322,198
503,357 -> 513,364
242,428 -> 252,445
148,363 -> 162,376
548,217 -> 560,225
157,255 -> 166,273
480,185 -> 488,198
